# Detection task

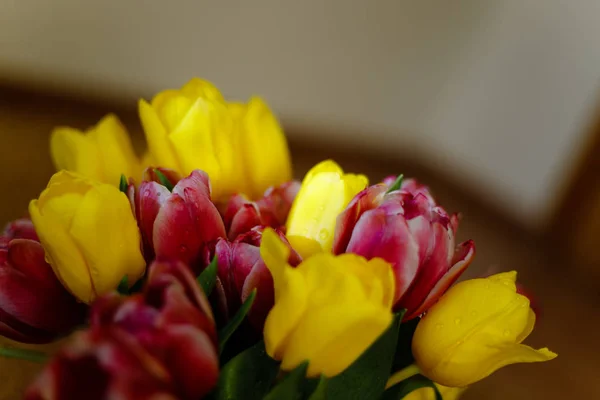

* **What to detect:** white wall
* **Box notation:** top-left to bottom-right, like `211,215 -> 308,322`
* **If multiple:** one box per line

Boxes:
1,0 -> 598,228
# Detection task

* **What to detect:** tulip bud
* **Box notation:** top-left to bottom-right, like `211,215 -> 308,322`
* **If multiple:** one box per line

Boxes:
412,271 -> 557,387
50,114 -> 142,186
0,231 -> 86,343
333,178 -> 475,319
29,171 -> 146,303
134,170 -> 226,271
215,227 -> 301,331
26,260 -> 219,399
221,181 -> 300,240
260,228 -> 394,377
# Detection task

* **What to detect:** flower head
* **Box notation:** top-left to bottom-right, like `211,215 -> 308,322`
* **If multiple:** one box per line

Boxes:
50,114 -> 142,186
138,78 -> 292,200
133,170 -> 225,271
333,178 -> 475,319
25,260 -> 219,400
260,228 -> 394,377
29,171 -> 146,303
412,271 -> 557,387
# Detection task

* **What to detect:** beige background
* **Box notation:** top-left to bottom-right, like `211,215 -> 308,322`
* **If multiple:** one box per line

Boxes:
2,0 -> 600,228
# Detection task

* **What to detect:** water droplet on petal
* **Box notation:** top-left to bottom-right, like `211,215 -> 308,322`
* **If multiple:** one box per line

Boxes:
454,318 -> 461,325
179,245 -> 188,254
503,329 -> 511,337
318,229 -> 329,241
435,323 -> 444,330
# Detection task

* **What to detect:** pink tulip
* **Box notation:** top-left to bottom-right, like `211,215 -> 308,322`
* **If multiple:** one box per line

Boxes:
0,220 -> 85,344
333,177 -> 475,320
26,260 -> 219,400
215,227 -> 301,331
132,170 -> 226,272
221,181 -> 300,240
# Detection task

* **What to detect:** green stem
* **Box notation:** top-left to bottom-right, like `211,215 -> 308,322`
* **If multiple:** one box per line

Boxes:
0,347 -> 49,363
386,363 -> 421,389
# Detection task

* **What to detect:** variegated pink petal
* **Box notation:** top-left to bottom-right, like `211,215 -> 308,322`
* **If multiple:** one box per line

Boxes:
397,222 -> 452,314
332,184 -> 388,254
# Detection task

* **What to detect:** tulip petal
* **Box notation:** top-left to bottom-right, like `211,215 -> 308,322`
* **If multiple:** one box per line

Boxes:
261,229 -> 308,359
332,184 -> 387,254
180,78 -> 224,102
6,239 -> 52,281
429,341 -> 557,387
90,114 -> 141,185
241,97 -> 292,199
399,222 -> 452,314
287,173 -> 353,252
259,228 -> 291,284
29,198 -> 92,303
138,182 -> 171,258
302,160 -> 344,184
69,186 -> 145,302
263,265 -> 308,361
50,127 -> 101,181
139,99 -> 181,172
152,171 -> 225,268
407,240 -> 475,319
168,100 -> 223,183
162,325 -> 219,399
282,304 -> 392,377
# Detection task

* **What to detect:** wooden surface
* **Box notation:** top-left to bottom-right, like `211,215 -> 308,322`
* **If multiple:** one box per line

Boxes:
0,87 -> 598,399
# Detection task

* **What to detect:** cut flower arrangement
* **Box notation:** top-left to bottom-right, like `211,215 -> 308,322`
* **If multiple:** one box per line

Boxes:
0,78 -> 556,400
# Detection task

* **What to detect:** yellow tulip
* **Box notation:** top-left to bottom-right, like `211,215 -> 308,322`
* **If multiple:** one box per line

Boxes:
138,78 -> 292,200
260,228 -> 394,377
50,114 -> 142,186
286,160 -> 368,257
29,171 -> 146,303
412,271 -> 557,387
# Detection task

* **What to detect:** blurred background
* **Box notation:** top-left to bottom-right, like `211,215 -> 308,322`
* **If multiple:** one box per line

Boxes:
1,1 -> 599,399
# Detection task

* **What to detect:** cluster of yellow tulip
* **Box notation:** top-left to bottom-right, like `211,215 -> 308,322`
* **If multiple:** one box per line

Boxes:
12,78 -> 556,399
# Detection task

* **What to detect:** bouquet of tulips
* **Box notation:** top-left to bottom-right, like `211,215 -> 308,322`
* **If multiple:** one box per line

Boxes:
0,78 -> 556,400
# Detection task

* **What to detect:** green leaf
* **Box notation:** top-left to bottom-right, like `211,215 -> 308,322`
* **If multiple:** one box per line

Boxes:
392,317 -> 419,372
218,289 -> 256,354
324,310 -> 406,400
307,376 -> 328,400
117,275 -> 129,295
386,174 -> 404,193
263,362 -> 309,400
0,347 -> 48,363
119,174 -> 128,194
381,374 -> 442,400
197,256 -> 218,296
213,341 -> 279,400
154,169 -> 174,191
129,276 -> 145,294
